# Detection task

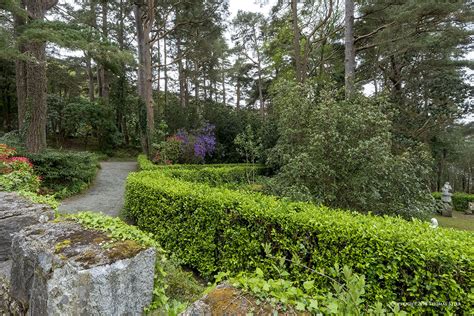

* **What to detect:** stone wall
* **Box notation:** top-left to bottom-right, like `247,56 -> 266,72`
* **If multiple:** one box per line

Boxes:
0,192 -> 54,262
0,192 -> 156,315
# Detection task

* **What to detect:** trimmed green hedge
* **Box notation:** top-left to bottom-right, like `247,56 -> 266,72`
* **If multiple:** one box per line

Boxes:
137,155 -> 266,185
433,192 -> 474,212
126,171 -> 473,313
138,154 -> 263,171
26,150 -> 99,198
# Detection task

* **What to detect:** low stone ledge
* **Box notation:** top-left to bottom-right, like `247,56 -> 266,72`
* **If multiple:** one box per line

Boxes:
10,220 -> 156,315
0,192 -> 54,262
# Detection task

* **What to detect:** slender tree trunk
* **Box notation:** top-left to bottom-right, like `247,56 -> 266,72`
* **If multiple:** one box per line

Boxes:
177,39 -> 186,108
14,0 -> 27,132
256,50 -> 264,117
194,61 -> 199,100
156,38 -> 161,94
236,79 -> 241,109
86,54 -> 95,101
291,0 -> 302,83
164,37 -> 168,108
98,0 -> 109,101
221,64 -> 226,106
344,0 -> 356,98
185,59 -> 190,107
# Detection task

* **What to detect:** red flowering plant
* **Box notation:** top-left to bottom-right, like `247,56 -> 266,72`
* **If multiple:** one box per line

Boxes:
0,144 -> 41,192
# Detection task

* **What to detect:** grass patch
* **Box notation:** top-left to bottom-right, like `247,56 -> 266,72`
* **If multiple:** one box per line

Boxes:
435,211 -> 474,231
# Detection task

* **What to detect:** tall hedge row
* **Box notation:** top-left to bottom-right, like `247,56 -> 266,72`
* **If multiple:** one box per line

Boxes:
125,171 -> 473,313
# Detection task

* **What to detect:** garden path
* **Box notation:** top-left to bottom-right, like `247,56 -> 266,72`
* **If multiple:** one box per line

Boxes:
58,161 -> 137,217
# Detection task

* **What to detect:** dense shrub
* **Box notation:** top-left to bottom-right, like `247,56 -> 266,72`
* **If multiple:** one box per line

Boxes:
125,171 -> 473,313
269,80 -> 435,220
61,98 -> 121,150
433,192 -> 474,212
26,150 -> 99,198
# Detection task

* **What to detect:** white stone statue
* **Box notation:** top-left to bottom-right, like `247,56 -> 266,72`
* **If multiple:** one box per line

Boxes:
441,182 -> 453,203
441,182 -> 453,217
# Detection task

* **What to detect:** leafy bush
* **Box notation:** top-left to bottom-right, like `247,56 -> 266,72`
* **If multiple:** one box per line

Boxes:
268,80 -> 435,220
433,192 -> 474,212
125,171 -> 473,313
62,98 -> 121,150
25,150 -> 99,198
218,266 -> 405,315
153,136 -> 183,165
0,144 -> 41,192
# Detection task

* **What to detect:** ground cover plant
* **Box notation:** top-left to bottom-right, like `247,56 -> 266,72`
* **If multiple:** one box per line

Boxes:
125,166 -> 473,314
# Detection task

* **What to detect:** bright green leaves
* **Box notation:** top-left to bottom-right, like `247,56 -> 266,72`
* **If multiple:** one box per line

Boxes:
125,160 -> 473,313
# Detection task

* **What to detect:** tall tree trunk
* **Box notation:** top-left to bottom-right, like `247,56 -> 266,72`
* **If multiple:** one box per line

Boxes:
14,0 -> 27,132
291,0 -> 303,83
21,0 -> 58,153
236,79 -> 241,109
164,37 -> 168,108
177,39 -> 186,108
134,0 -> 155,157
86,54 -> 95,101
194,61 -> 199,100
344,0 -> 356,98
98,0 -> 109,101
256,50 -> 264,117
25,39 -> 48,153
221,64 -> 226,106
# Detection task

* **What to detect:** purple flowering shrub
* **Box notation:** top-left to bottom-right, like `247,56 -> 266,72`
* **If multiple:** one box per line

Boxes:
153,124 -> 216,164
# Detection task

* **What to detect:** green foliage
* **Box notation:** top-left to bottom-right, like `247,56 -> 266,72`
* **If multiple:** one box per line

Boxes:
61,98 -> 121,151
162,255 -> 206,305
160,95 -> 263,163
0,167 -> 40,192
18,190 -> 59,210
234,124 -> 263,164
433,192 -> 474,213
125,169 -> 473,313
218,266 -> 405,315
25,150 -> 99,198
269,80 -> 435,220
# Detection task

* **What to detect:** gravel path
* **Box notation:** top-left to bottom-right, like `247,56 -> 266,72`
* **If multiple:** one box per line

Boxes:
58,161 -> 137,217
